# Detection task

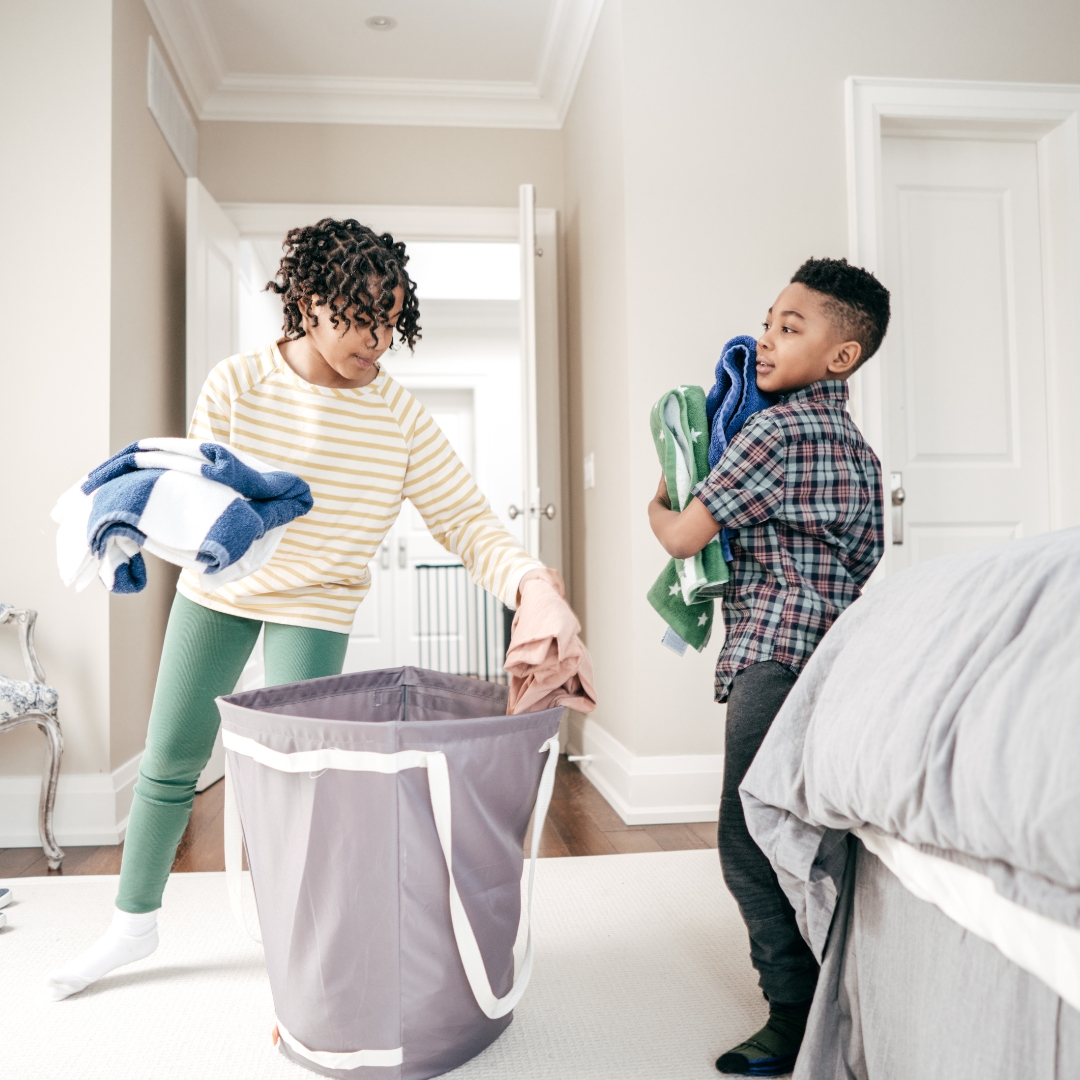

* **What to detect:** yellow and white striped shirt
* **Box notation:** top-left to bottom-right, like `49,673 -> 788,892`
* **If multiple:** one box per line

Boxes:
177,342 -> 541,632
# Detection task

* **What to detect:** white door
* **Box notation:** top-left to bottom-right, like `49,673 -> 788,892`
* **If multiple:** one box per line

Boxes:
880,134 -> 1051,569
518,185 -> 565,572
185,178 -> 240,424
343,387 -> 476,673
187,178 -> 242,792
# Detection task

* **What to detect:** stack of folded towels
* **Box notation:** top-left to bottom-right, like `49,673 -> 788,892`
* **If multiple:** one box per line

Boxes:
52,438 -> 312,594
647,335 -> 778,654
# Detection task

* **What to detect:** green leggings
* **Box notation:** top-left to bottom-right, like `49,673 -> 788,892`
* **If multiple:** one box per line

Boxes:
116,592 -> 349,913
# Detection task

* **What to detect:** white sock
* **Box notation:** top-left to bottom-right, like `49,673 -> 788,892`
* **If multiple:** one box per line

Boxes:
45,906 -> 159,1000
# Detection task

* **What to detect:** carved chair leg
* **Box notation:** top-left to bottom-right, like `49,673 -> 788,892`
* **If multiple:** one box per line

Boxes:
35,713 -> 64,870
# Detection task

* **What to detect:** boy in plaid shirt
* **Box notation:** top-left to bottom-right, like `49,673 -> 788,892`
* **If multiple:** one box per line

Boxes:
649,258 -> 889,1076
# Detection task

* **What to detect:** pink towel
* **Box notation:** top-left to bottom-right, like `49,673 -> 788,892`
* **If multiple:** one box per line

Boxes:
505,569 -> 597,715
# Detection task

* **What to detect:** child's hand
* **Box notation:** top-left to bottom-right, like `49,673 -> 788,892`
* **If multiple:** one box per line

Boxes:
648,471 -> 720,559
654,473 -> 671,510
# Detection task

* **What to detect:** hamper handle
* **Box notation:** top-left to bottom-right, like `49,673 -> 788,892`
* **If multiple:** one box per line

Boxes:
224,755 -> 263,943
428,734 -> 561,1019
222,730 -> 561,1018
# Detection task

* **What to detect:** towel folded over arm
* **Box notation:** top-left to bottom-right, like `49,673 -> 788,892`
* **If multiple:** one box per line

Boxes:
647,384 -> 728,652
51,438 -> 312,594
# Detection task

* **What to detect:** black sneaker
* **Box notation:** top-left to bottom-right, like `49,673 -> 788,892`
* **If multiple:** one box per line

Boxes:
716,1038 -> 797,1076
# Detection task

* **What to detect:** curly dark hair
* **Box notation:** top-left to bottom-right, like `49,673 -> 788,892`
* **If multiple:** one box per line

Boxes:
791,257 -> 890,367
267,218 -> 421,351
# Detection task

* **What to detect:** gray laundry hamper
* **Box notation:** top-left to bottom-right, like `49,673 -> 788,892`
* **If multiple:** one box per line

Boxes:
216,666 -> 563,1080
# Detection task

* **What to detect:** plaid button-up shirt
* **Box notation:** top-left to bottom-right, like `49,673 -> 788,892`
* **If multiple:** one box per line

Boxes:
692,380 -> 883,702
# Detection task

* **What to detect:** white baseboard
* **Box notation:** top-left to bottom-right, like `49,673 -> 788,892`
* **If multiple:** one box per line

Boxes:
0,752 -> 142,847
568,718 -> 723,825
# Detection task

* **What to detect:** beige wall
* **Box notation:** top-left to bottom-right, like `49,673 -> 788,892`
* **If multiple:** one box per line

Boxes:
0,0 -> 187,782
108,0 -> 188,770
562,0 -> 1080,761
8,0 -> 1079,794
200,121 -> 564,210
0,0 -> 115,775
561,0 -> 648,752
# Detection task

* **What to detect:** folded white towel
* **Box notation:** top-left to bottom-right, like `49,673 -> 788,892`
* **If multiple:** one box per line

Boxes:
51,438 -> 312,594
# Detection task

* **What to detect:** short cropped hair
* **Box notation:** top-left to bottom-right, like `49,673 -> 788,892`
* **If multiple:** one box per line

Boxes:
791,257 -> 890,366
268,218 -> 421,351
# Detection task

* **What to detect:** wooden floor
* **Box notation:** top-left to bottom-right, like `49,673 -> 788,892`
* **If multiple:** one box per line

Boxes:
0,758 -> 717,879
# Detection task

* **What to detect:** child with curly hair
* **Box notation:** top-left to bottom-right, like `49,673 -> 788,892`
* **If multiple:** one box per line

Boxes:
47,219 -> 547,999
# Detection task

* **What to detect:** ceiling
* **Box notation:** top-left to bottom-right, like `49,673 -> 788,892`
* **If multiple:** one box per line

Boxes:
146,0 -> 605,128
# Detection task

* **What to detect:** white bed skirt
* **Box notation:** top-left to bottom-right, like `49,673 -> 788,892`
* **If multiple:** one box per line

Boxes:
855,827 -> 1080,1012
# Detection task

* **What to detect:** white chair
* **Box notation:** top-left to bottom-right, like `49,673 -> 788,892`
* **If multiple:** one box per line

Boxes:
0,605 -> 64,869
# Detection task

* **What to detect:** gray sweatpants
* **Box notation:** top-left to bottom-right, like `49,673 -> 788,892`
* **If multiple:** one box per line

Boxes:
719,660 -> 819,1004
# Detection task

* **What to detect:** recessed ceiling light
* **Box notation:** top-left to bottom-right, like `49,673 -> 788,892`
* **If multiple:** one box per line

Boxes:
365,15 -> 397,30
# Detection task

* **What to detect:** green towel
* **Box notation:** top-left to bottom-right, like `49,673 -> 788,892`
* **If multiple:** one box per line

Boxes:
647,385 -> 729,652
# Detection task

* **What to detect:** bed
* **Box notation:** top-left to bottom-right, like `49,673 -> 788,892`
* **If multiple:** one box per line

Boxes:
740,527 -> 1080,1079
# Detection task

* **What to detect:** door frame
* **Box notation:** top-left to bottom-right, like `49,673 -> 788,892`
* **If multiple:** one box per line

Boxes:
185,178 -> 241,424
845,76 -> 1080,556
221,200 -> 567,579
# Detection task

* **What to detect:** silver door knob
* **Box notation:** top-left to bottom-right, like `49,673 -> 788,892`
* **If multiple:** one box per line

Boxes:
542,503 -> 557,520
890,472 -> 905,545
507,504 -> 522,520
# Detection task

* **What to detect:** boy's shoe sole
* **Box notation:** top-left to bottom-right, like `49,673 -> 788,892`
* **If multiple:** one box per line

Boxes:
0,911 -> 7,928
0,888 -> 11,909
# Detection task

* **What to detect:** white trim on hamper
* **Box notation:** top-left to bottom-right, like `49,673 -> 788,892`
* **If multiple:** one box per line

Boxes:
221,728 -> 561,1027
566,717 -> 724,825
275,1021 -> 403,1071
856,828 -> 1080,1012
0,752 -> 142,847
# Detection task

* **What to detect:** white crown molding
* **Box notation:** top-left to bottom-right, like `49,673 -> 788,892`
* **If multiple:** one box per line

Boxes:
536,0 -> 607,126
145,0 -> 605,129
221,202 -> 522,242
144,0 -> 224,113
202,74 -> 560,128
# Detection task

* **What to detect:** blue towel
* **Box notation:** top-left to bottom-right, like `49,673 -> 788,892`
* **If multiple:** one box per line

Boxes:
704,336 -> 779,561
52,438 -> 313,594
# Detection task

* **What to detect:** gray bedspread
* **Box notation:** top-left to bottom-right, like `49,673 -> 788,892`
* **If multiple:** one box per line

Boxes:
740,526 -> 1080,961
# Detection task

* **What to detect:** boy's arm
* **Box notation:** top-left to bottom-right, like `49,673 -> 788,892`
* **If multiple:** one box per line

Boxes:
649,476 -> 721,559
649,416 -> 787,559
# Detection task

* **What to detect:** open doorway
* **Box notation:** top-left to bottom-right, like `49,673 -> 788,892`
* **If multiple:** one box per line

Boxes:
236,236 -> 526,675
187,191 -> 566,788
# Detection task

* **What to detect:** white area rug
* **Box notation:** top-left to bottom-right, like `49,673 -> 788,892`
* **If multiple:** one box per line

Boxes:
1,851 -> 767,1079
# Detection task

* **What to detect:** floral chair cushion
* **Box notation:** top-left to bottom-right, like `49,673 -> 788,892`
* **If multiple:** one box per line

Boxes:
0,674 -> 59,722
